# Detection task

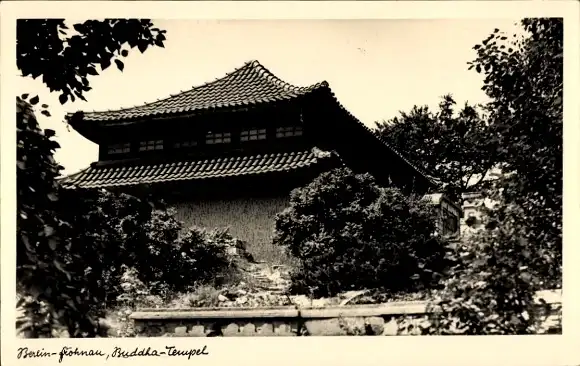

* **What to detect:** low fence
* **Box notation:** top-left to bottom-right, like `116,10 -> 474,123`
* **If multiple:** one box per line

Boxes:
130,291 -> 561,337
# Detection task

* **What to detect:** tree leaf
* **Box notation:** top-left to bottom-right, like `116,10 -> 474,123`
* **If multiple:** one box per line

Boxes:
29,95 -> 40,105
73,23 -> 85,33
44,225 -> 55,237
101,58 -> 111,71
115,59 -> 124,72
59,93 -> 68,105
41,110 -> 52,117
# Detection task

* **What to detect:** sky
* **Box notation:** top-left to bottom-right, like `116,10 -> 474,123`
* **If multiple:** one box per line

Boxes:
18,19 -> 522,175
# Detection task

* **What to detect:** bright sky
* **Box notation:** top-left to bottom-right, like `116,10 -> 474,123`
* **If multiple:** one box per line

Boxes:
18,19 -> 521,175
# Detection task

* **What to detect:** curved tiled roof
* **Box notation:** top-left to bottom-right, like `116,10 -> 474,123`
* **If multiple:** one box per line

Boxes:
73,60 -> 327,123
66,60 -> 437,187
59,149 -> 332,189
315,84 -> 436,185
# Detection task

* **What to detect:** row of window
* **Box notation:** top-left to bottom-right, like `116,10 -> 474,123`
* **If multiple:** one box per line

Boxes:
107,126 -> 303,155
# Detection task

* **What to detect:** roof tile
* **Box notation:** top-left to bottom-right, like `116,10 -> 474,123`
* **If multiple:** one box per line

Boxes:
73,60 -> 327,123
60,149 -> 331,189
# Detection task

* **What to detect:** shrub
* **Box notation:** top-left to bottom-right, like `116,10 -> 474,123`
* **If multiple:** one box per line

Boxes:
63,188 -> 245,300
18,173 -> 244,337
410,205 -> 551,335
171,227 -> 243,290
273,168 -> 449,298
17,99 -> 106,337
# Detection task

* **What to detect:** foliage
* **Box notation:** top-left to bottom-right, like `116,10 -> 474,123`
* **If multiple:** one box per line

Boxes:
410,18 -> 563,336
16,18 -> 169,337
469,18 -> 562,286
273,168 -> 449,298
376,95 -> 495,199
17,19 -> 166,103
16,98 -> 104,337
17,178 -> 243,337
408,209 -> 541,335
116,266 -> 164,309
54,188 -> 242,307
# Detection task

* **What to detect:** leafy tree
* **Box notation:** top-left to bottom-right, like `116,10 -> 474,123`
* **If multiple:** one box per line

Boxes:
470,18 -> 562,286
410,207 -> 542,335
17,19 -> 166,103
274,168 -> 449,298
376,95 -> 495,200
16,19 -> 167,337
411,18 -> 563,336
18,180 -> 241,337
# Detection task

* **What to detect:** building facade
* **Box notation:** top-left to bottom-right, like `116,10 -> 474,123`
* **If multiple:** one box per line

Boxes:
61,60 -> 459,248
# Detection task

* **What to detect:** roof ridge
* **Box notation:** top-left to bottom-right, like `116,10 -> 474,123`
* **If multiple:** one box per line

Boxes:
250,60 -> 331,95
71,60 -> 331,122
67,60 -> 258,117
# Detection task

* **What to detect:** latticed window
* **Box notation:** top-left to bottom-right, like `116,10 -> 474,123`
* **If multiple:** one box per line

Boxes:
107,143 -> 131,154
441,201 -> 460,235
240,128 -> 267,142
206,132 -> 231,145
139,140 -> 164,151
276,126 -> 303,138
173,140 -> 198,148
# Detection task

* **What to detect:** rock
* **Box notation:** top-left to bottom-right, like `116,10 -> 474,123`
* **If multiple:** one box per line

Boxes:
188,325 -> 206,337
239,323 -> 256,336
175,326 -> 188,336
291,295 -> 312,307
222,323 -> 239,336
273,321 -> 297,336
236,289 -> 248,296
312,299 -> 329,308
236,296 -> 248,305
218,294 -> 228,302
255,322 -> 274,336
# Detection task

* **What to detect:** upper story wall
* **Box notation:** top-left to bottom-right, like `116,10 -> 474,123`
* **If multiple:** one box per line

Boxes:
96,104 -> 310,163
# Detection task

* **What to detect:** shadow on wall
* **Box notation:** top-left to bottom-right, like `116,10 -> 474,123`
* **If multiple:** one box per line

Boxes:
172,196 -> 292,264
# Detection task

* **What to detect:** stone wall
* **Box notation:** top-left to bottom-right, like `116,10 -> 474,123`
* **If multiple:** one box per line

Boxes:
130,293 -> 561,337
172,196 -> 290,261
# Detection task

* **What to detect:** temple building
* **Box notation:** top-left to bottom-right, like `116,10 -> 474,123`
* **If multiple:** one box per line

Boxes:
61,60 -> 461,250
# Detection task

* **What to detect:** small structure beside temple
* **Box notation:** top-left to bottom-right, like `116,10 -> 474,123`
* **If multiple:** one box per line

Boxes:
61,60 -> 461,254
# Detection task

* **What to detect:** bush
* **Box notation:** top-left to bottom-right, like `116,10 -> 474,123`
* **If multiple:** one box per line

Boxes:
410,204 -> 552,335
18,170 -> 245,337
171,227 -> 244,289
273,168 -> 449,298
17,99 -> 104,337
65,190 -> 245,304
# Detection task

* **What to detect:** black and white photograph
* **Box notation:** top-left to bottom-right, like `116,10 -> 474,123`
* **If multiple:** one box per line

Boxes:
1,1 -> 578,365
